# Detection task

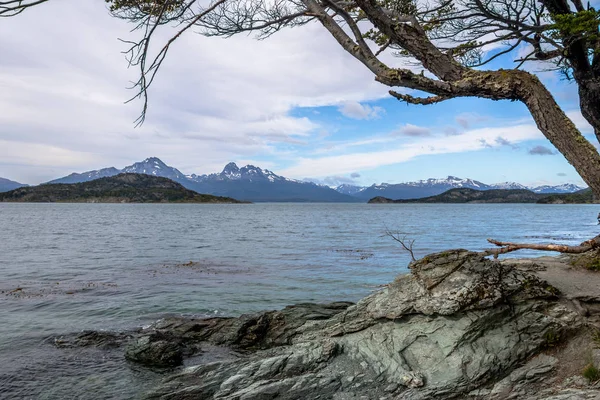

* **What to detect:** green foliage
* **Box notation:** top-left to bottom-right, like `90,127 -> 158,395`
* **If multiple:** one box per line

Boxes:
105,0 -> 184,15
568,250 -> 600,271
543,329 -> 561,348
585,259 -> 600,271
582,363 -> 600,382
552,10 -> 600,41
592,330 -> 600,348
536,189 -> 594,204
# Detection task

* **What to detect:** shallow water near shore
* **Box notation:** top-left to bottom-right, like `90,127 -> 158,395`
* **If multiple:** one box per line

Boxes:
1,202 -> 598,399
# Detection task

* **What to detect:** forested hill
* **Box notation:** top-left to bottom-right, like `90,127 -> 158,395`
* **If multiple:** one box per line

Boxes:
369,188 -> 543,204
536,188 -> 594,204
368,187 -> 597,204
0,173 -> 244,203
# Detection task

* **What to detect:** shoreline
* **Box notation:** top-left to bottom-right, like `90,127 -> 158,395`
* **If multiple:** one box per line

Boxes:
41,250 -> 600,399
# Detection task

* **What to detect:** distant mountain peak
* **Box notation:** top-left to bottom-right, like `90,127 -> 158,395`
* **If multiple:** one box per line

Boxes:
222,162 -> 240,174
0,177 -> 27,192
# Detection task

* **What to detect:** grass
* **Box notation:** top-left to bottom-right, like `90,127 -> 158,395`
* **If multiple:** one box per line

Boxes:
582,363 -> 600,382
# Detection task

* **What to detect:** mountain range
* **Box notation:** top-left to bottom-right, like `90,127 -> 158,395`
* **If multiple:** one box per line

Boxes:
46,158 -> 357,202
337,177 -> 585,200
0,157 -> 586,202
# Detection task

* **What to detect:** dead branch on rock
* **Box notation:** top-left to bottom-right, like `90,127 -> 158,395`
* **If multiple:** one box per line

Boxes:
384,229 -> 416,262
483,235 -> 600,259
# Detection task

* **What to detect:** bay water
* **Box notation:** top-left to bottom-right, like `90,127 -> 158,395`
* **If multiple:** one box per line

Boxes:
1,203 -> 598,399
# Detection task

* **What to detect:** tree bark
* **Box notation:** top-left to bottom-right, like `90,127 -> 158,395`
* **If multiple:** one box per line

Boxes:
578,78 -> 600,143
517,72 -> 600,197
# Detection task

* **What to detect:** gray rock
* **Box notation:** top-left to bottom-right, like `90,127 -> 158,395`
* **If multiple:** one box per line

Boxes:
52,330 -> 132,349
124,331 -> 184,368
142,250 -> 582,399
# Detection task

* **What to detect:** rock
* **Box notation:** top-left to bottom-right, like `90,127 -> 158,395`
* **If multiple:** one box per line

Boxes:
146,301 -> 353,351
52,330 -> 131,349
141,250 -> 582,399
489,354 -> 558,398
124,331 -> 184,368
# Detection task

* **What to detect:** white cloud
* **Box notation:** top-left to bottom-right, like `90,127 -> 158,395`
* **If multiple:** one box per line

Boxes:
455,112 -> 488,129
280,123 -> 544,178
338,101 -> 384,120
0,0 -> 390,184
396,123 -> 431,137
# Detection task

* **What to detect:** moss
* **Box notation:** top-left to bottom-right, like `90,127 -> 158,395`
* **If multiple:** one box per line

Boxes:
543,329 -> 561,348
545,285 -> 561,296
592,329 -> 600,348
582,363 -> 600,382
569,250 -> 600,271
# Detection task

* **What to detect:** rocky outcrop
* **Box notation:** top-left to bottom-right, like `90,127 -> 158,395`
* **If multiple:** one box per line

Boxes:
49,250 -> 600,398
134,250 -> 586,399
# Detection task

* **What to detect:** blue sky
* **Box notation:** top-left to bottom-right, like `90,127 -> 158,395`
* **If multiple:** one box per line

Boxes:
0,1 -> 594,187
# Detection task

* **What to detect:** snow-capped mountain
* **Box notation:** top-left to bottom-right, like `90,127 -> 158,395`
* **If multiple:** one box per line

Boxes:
530,183 -> 586,194
342,176 -> 586,200
47,158 -> 186,186
189,162 -> 295,184
122,157 -> 188,182
44,160 -> 587,202
46,167 -> 121,185
489,182 -> 529,190
353,176 -> 491,200
335,184 -> 367,195
46,159 -> 358,202
186,162 -> 356,202
0,177 -> 27,192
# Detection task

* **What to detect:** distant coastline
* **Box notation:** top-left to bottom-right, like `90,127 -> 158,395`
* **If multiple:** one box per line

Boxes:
368,188 -> 596,204
0,173 -> 245,204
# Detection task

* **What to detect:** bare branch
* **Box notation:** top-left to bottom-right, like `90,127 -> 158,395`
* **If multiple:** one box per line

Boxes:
482,235 -> 600,259
384,229 -> 416,262
0,0 -> 48,17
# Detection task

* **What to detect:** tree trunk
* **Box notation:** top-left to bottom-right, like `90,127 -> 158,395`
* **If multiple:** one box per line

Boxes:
516,72 -> 600,197
578,77 -> 600,143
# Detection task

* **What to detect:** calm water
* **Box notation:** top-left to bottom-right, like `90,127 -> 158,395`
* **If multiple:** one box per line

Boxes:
1,203 -> 599,399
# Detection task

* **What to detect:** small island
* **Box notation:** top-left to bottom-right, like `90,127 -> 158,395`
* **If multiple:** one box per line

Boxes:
369,187 -> 596,204
0,173 -> 245,204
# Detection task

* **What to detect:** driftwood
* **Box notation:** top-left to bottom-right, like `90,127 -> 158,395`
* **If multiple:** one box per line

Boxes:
483,235 -> 600,259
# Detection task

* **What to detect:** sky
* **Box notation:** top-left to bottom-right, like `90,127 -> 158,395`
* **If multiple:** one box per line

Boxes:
0,1 -> 596,187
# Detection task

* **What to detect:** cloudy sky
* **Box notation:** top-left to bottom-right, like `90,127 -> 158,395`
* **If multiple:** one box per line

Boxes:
0,1 -> 595,187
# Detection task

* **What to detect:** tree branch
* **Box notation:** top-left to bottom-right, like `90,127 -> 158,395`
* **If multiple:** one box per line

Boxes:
0,0 -> 48,17
482,235 -> 600,258
389,90 -> 450,105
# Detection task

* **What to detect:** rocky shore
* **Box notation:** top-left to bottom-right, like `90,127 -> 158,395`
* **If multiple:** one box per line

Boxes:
53,250 -> 600,399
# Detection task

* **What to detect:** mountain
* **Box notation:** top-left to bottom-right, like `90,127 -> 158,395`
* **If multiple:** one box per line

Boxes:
369,188 -> 542,204
335,184 -> 367,195
352,176 -> 491,200
340,176 -> 585,200
186,162 -> 359,202
47,167 -> 121,184
530,183 -> 586,194
1,174 -> 243,203
0,177 -> 27,193
489,182 -> 529,190
47,159 -> 359,203
46,157 -> 187,185
121,157 -> 188,182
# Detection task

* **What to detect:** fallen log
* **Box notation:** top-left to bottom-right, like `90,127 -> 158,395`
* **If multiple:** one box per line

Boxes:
483,235 -> 600,258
